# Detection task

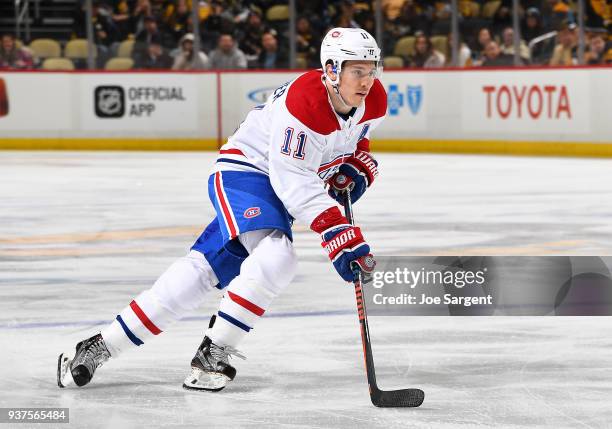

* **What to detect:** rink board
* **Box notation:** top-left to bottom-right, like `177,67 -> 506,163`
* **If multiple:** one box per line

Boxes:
0,67 -> 611,155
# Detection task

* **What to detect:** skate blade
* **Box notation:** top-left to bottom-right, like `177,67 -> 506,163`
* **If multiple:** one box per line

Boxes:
57,353 -> 74,388
182,368 -> 230,392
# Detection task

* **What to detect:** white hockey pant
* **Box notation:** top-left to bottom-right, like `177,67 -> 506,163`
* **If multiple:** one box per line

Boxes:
101,229 -> 297,357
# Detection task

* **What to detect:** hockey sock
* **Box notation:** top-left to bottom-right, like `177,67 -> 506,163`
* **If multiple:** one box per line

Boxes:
101,289 -> 175,357
207,230 -> 297,348
102,251 -> 219,357
207,279 -> 275,348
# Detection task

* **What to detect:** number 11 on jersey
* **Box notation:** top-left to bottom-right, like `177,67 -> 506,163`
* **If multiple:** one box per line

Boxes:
281,128 -> 307,160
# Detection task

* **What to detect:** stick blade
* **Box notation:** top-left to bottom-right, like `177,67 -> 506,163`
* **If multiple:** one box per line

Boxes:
371,388 -> 425,408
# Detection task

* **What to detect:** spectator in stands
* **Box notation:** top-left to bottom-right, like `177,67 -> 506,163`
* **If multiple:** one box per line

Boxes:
538,0 -> 562,31
131,0 -> 154,35
383,0 -> 431,54
238,10 -> 267,67
335,0 -> 360,29
584,0 -> 611,31
383,0 -> 407,21
111,0 -> 132,41
334,14 -> 352,29
445,33 -> 472,67
522,7 -> 545,44
208,33 -> 247,69
392,0 -> 420,36
135,15 -> 163,46
134,40 -> 173,69
473,27 -> 493,66
0,33 -> 34,70
172,33 -> 209,70
394,0 -> 433,36
149,0 -> 166,16
481,40 -> 515,67
255,31 -> 288,69
296,16 -> 320,68
133,16 -> 173,65
431,1 -> 452,36
223,0 -> 253,22
500,27 -> 530,64
458,0 -> 480,19
91,1 -> 122,66
550,1 -> 573,22
549,20 -> 578,65
410,32 -> 445,68
380,13 -> 402,54
200,0 -> 235,52
542,0 -> 577,31
491,0 -> 513,36
295,0 -> 327,30
457,0 -> 481,43
583,32 -> 608,65
357,12 -> 377,37
163,0 -> 192,46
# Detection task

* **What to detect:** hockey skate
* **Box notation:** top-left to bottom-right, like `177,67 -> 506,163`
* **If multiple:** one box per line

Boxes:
183,336 -> 245,392
57,333 -> 111,388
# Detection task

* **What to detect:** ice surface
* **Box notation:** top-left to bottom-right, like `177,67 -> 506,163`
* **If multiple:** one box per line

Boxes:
1,152 -> 612,428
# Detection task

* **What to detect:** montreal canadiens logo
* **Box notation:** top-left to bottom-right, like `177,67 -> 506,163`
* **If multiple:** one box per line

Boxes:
331,31 -> 341,38
244,207 -> 261,219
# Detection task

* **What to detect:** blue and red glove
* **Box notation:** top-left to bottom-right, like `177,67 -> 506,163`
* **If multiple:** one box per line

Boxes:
328,150 -> 378,205
311,206 -> 376,282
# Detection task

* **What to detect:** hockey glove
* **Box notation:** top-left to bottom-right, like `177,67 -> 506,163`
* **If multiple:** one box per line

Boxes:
328,150 -> 378,205
311,206 -> 376,282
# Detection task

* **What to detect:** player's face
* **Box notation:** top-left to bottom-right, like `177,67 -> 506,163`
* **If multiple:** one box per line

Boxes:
339,61 -> 377,107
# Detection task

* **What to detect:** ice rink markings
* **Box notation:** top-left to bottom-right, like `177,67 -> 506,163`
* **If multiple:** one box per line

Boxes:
0,309 -> 354,330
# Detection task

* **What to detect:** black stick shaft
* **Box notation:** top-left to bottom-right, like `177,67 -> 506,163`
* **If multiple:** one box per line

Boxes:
343,195 -> 380,392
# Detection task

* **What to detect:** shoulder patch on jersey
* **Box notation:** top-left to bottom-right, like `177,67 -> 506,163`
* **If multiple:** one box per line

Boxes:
286,70 -> 340,136
358,79 -> 387,124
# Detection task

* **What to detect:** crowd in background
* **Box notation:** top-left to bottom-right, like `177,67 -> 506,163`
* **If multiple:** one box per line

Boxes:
0,0 -> 610,70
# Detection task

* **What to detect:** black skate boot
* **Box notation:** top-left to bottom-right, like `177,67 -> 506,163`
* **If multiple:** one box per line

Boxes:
183,336 -> 245,392
57,333 -> 111,388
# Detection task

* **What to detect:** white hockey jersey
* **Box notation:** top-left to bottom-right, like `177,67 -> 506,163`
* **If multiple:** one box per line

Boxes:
213,70 -> 387,228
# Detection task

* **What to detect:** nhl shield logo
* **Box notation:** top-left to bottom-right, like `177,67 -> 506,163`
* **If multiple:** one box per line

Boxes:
95,86 -> 125,118
406,85 -> 422,115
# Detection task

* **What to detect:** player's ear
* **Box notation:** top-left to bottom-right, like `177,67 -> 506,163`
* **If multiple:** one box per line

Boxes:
325,63 -> 337,81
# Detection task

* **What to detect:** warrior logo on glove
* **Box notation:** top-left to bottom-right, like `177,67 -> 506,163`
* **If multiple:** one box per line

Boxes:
324,227 -> 361,257
328,150 -> 379,205
311,207 -> 375,282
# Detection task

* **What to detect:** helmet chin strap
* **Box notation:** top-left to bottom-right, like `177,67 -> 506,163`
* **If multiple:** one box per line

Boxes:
323,72 -> 353,112
332,82 -> 353,111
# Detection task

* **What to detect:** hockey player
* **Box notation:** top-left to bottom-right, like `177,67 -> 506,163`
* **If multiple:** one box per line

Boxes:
57,27 -> 387,391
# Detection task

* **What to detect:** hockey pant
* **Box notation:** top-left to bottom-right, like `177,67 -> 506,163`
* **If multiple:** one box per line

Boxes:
101,228 -> 297,357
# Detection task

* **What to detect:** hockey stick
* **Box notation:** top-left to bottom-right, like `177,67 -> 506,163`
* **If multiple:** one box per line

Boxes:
343,190 -> 425,408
